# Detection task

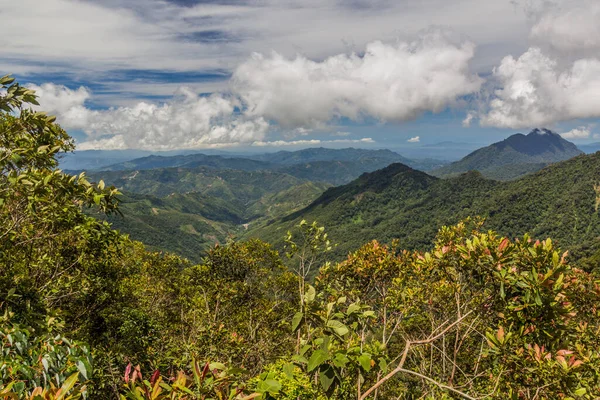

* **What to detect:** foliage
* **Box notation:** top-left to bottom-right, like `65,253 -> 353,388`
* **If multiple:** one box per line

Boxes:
250,152 -> 600,266
87,173 -> 329,262
0,313 -> 91,399
2,76 -> 600,399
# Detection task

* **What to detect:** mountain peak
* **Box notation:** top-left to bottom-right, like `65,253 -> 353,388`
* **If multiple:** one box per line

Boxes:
528,128 -> 555,136
432,129 -> 583,180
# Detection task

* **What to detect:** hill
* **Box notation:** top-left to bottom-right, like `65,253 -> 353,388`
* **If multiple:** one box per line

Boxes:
247,152 -> 600,265
101,153 -> 274,172
100,147 -> 447,178
432,128 -> 583,180
86,168 -> 330,261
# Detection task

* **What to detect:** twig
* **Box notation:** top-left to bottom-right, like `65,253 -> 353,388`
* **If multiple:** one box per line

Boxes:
359,311 -> 473,400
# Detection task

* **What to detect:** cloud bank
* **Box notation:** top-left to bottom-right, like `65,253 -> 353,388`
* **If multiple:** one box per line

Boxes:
469,0 -> 600,129
31,83 -> 269,150
232,33 -> 482,128
529,1 -> 600,54
31,33 -> 482,150
561,126 -> 596,140
478,48 -> 600,129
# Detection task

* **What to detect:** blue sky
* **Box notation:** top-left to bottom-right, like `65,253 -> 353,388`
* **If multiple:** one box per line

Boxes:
2,0 -> 600,151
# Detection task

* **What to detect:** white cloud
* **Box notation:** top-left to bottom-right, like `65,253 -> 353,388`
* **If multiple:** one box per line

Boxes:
33,83 -> 269,150
466,1 -> 600,129
561,126 -> 592,140
476,47 -> 600,128
407,136 -> 420,143
0,0 -> 529,80
27,83 -> 91,129
529,1 -> 600,54
232,32 -> 482,128
251,138 -> 375,147
27,31 -> 487,150
462,112 -> 475,127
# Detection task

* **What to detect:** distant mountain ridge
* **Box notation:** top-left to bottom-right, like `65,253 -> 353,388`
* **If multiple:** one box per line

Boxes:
247,151 -> 600,266
97,147 -> 446,178
432,129 -> 583,180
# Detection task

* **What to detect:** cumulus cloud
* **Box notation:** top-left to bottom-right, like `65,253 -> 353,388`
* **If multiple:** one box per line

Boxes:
561,126 -> 592,140
33,83 -> 269,150
407,136 -> 420,143
466,1 -> 600,129
27,83 -> 91,129
475,48 -> 600,128
27,32 -> 489,150
232,32 -> 482,128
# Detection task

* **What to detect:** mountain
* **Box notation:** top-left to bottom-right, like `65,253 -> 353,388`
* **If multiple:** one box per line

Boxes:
247,147 -> 408,165
58,148 -> 237,171
431,129 -> 583,180
99,147 -> 448,179
101,153 -> 274,172
393,141 -> 481,161
86,168 -> 330,261
246,151 -> 600,266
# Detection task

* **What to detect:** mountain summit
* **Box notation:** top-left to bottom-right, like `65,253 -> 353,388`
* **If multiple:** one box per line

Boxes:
432,128 -> 583,180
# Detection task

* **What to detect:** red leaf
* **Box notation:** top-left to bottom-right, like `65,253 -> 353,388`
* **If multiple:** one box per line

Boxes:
124,363 -> 132,384
150,369 -> 161,386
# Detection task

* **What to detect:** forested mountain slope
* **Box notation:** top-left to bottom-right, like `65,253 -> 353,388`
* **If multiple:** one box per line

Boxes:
432,128 -> 583,180
248,152 -> 600,264
4,76 -> 600,400
100,147 -> 447,179
86,168 -> 330,261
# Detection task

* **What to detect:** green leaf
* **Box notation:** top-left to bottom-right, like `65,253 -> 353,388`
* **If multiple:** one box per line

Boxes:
379,358 -> 388,373
327,320 -> 349,336
257,379 -> 281,394
282,363 -> 295,380
305,285 -> 316,304
291,312 -> 303,332
209,362 -> 226,370
307,349 -> 329,372
358,353 -> 373,372
347,303 -> 361,315
332,352 -> 349,368
56,373 -> 79,400
77,359 -> 92,380
319,365 -> 336,392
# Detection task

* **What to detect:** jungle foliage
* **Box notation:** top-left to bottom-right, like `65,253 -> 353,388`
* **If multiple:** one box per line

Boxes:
2,76 -> 600,400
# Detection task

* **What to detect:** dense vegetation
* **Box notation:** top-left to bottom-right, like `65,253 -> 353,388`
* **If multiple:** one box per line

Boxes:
250,155 -> 600,268
81,147 -> 443,261
432,128 -> 583,180
82,167 -> 329,261
96,147 -> 445,179
2,76 -> 600,400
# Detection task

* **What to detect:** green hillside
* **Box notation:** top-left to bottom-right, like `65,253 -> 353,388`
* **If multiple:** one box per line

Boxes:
5,77 -> 600,400
432,128 -> 583,180
86,168 -> 330,261
247,152 -> 600,265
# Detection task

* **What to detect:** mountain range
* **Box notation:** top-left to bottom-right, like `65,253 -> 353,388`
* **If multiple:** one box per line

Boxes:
431,128 -> 583,180
83,131 -> 596,264
247,150 -> 600,267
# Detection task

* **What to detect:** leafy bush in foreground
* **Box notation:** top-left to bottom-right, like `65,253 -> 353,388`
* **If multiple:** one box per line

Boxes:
1,76 -> 599,399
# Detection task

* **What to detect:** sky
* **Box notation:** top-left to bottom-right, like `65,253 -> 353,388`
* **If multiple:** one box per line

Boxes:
2,0 -> 600,152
